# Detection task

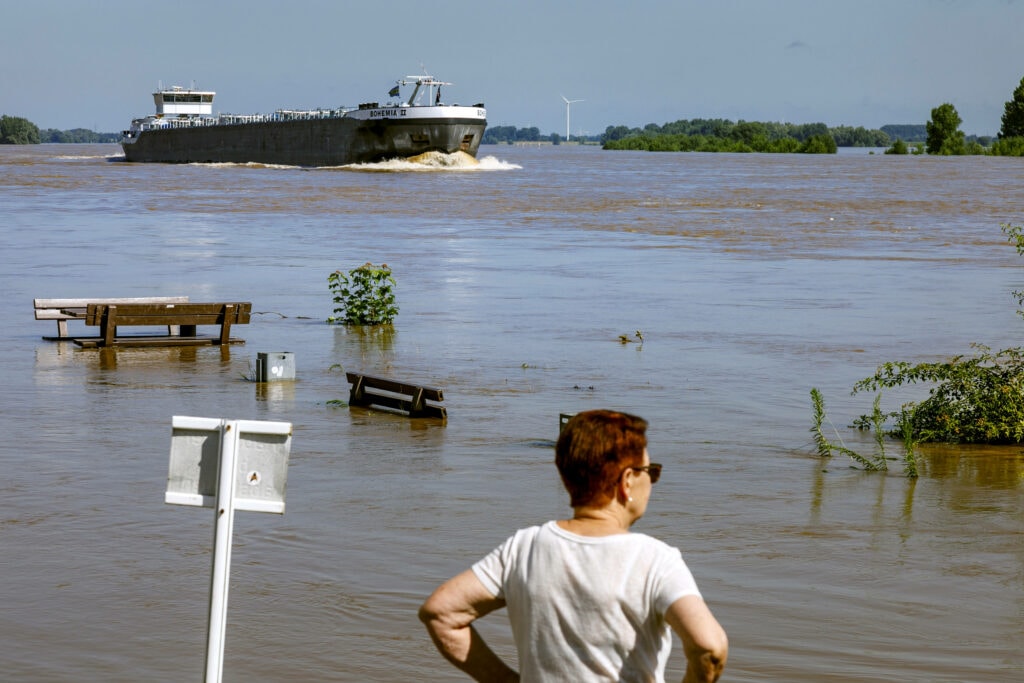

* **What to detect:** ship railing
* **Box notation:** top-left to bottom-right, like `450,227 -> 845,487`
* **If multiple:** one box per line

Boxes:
272,108 -> 351,121
133,107 -> 356,131
137,117 -> 220,131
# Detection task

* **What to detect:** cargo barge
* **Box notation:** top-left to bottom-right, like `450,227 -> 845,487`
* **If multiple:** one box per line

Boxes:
120,73 -> 486,166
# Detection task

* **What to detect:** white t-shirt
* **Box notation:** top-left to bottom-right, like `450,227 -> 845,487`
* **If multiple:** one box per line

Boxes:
471,520 -> 701,683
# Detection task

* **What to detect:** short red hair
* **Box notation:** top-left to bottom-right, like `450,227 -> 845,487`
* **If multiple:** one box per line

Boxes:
555,410 -> 648,507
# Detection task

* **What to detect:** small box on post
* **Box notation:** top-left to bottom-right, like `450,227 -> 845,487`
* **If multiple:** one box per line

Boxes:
256,352 -> 295,382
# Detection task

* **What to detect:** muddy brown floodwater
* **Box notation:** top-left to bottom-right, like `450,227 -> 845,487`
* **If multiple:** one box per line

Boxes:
1,143 -> 1021,681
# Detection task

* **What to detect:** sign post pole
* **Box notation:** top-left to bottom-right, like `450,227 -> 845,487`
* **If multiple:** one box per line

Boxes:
165,416 -> 292,683
205,420 -> 239,683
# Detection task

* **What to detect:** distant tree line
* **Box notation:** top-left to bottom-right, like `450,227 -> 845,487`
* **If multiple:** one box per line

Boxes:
600,119 -> 883,153
884,76 -> 1024,156
482,126 -> 564,145
1,114 -> 119,144
602,119 -> 886,147
879,124 -> 924,143
40,128 -> 120,143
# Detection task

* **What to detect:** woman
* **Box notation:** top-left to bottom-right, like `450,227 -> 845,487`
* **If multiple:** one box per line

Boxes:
419,409 -> 728,682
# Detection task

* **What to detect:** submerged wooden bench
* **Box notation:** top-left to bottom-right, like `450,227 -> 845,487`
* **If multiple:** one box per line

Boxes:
73,302 -> 252,348
346,372 -> 446,419
34,296 -> 190,340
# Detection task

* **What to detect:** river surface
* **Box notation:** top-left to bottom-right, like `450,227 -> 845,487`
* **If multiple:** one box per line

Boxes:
1,143 -> 1022,682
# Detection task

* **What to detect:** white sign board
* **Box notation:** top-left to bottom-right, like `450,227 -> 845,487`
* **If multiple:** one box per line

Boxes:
166,416 -> 291,513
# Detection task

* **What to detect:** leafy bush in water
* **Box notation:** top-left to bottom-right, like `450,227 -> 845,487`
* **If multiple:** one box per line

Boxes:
810,224 -> 1024,474
328,262 -> 398,325
989,136 -> 1024,156
798,134 -> 837,154
852,344 -> 1024,444
885,139 -> 909,155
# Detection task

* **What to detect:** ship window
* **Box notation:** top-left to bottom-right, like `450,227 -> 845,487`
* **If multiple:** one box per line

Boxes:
411,134 -> 429,145
162,93 -> 207,103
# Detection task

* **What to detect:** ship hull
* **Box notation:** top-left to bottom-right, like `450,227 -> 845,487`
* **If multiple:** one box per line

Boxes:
121,115 -> 485,166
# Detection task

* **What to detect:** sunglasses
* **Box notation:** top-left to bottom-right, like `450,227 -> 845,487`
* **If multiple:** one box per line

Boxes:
629,463 -> 663,484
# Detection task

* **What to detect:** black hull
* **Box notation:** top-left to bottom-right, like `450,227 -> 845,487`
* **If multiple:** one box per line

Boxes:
121,116 -> 485,166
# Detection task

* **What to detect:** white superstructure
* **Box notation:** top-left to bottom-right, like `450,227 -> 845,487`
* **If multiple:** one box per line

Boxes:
153,86 -> 215,117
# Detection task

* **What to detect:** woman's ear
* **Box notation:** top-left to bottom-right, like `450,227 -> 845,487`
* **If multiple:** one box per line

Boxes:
617,467 -> 634,503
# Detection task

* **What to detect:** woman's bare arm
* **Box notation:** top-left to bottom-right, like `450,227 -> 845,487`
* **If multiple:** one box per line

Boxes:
419,569 -> 520,682
665,594 -> 728,683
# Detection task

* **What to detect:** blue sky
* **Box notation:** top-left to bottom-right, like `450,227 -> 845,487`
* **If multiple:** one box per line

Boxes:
2,0 -> 1021,136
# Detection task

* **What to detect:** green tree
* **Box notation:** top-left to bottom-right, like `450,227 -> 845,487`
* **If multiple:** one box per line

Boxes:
990,136 -> 1024,156
999,76 -> 1024,138
601,125 -> 635,143
798,134 -> 837,154
0,115 -> 40,144
730,120 -> 768,145
925,103 -> 965,155
515,126 -> 541,142
830,125 -> 890,147
885,138 -> 909,155
482,126 -> 517,144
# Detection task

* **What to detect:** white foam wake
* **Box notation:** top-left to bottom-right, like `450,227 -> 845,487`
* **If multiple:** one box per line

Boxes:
338,151 -> 520,172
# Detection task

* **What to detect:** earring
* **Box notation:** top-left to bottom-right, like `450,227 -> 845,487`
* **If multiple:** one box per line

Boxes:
628,496 -> 633,502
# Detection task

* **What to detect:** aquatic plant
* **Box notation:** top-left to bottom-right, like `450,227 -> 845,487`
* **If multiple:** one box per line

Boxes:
852,344 -> 1024,445
328,262 -> 398,326
618,330 -> 644,346
810,388 -> 896,473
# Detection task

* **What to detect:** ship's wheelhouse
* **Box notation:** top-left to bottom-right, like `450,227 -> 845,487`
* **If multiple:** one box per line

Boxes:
153,87 -> 215,117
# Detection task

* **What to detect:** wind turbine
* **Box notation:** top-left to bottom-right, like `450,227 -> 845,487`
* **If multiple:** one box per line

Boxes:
562,95 -> 583,141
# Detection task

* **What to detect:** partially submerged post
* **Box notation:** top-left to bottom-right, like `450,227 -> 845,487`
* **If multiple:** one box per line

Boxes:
256,352 -> 296,381
166,416 -> 292,683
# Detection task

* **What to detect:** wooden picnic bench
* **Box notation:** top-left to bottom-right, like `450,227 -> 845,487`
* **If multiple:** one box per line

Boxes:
73,302 -> 252,348
34,296 -> 190,340
346,372 -> 446,419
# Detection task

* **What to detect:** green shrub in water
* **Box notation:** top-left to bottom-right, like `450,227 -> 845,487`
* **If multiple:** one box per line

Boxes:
852,344 -> 1024,445
809,224 -> 1024,475
327,262 -> 398,325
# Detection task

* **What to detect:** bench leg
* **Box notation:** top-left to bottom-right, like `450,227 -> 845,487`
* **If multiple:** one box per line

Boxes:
102,307 -> 118,347
409,387 -> 426,415
57,319 -> 69,338
217,304 -> 236,344
349,375 -> 366,405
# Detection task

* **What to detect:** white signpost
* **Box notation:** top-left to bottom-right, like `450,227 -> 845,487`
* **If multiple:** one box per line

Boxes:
166,415 -> 292,683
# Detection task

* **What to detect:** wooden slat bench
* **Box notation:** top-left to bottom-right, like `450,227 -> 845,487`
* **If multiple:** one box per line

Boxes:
34,296 -> 190,340
346,372 -> 446,419
73,302 -> 252,348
